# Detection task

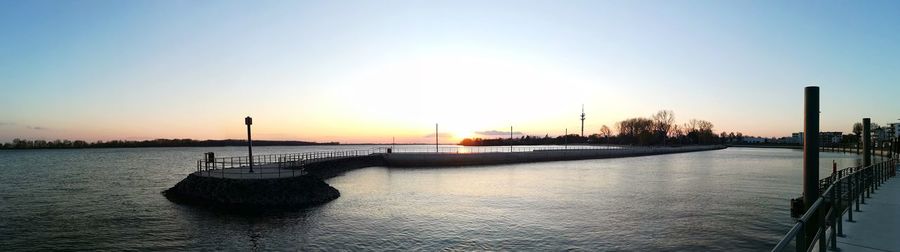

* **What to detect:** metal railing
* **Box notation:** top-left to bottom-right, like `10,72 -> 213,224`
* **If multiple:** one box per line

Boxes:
195,149 -> 382,179
192,145 -> 648,178
376,145 -> 625,154
772,158 -> 897,252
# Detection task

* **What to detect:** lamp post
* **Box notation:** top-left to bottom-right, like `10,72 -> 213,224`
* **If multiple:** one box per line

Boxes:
246,116 -> 254,173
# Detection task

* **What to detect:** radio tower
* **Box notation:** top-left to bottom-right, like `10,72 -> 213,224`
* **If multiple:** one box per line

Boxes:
580,104 -> 586,137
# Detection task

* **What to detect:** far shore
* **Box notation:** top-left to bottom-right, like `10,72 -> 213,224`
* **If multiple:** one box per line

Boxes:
727,144 -> 802,149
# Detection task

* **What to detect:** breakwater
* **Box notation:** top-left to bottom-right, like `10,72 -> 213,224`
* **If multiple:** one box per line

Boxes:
164,145 -> 726,209
163,174 -> 340,210
384,145 -> 725,167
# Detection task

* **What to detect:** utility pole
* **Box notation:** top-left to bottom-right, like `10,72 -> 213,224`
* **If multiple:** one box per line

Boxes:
565,128 -> 568,150
435,123 -> 439,153
510,125 -> 513,152
245,116 -> 254,173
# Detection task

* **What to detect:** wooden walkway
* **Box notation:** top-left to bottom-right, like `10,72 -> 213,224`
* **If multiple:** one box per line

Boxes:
837,164 -> 900,252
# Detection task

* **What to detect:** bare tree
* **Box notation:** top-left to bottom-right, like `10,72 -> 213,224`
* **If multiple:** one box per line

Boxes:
669,124 -> 683,138
684,119 -> 700,132
652,110 -> 676,142
600,125 -> 612,139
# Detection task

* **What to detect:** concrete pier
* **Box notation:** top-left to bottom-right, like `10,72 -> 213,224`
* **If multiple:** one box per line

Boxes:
166,145 -> 726,210
383,145 -> 724,167
836,163 -> 900,251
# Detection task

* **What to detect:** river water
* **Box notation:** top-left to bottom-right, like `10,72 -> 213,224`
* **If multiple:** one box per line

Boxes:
0,146 -> 863,251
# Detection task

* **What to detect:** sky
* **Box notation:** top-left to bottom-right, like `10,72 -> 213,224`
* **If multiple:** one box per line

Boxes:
1,0 -> 899,143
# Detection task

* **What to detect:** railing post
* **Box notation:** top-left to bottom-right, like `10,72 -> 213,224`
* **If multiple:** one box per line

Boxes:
877,163 -> 882,186
860,167 -> 867,204
819,216 -> 826,252
830,186 -> 838,249
849,172 -> 856,219
867,166 -> 872,198
796,221 -> 807,252
837,178 -> 844,235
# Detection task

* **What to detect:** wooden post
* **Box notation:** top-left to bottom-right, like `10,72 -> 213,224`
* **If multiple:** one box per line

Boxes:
863,118 -> 871,197
802,86 -> 820,248
246,116 -> 254,173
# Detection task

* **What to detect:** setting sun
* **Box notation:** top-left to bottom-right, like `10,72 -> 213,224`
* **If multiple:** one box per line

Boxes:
454,131 -> 474,140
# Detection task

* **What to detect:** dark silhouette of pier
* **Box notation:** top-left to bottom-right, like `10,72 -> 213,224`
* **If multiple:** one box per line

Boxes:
194,145 -> 725,179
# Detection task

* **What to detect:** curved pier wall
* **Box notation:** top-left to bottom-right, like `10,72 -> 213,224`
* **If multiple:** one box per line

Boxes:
383,145 -> 726,167
163,174 -> 340,209
302,155 -> 385,179
164,145 -> 725,210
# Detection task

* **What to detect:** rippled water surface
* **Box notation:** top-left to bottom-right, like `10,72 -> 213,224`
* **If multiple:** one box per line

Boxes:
0,146 -> 863,251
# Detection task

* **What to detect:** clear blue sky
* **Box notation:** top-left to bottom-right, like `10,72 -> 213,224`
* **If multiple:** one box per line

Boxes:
1,0 -> 898,143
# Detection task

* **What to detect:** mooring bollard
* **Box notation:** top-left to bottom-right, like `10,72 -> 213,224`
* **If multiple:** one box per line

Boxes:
801,86 -> 820,248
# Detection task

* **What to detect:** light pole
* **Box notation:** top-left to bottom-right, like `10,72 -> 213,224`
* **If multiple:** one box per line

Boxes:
245,116 -> 253,173
510,125 -> 513,152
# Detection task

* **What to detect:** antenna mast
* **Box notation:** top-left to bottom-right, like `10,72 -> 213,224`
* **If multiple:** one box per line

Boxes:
580,104 -> 586,137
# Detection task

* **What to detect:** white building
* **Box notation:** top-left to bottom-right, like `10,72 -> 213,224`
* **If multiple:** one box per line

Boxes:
744,137 -> 767,144
787,131 -> 841,145
791,132 -> 803,144
889,123 -> 900,139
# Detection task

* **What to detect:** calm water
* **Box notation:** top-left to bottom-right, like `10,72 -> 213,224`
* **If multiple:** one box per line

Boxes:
0,146 -> 862,251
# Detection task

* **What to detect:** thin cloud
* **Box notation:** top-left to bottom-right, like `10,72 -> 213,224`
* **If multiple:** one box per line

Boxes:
476,130 -> 524,136
26,126 -> 48,130
423,132 -> 454,138
0,122 -> 14,126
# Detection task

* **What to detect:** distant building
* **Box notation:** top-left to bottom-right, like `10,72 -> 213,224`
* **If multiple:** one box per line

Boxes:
744,137 -> 767,144
791,132 -> 803,144
775,137 -> 795,144
888,123 -> 900,140
820,132 -> 843,145
788,131 -> 841,145
874,127 -> 887,143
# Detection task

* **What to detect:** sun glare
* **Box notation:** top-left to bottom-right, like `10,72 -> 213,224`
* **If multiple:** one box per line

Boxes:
454,131 -> 474,140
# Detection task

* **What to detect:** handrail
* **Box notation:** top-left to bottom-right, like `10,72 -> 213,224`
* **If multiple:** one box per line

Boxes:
772,158 -> 897,252
193,145 -> 642,179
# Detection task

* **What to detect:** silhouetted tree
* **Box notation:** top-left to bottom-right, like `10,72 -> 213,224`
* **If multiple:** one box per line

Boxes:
652,110 -> 675,143
852,122 -> 863,138
600,125 -> 612,144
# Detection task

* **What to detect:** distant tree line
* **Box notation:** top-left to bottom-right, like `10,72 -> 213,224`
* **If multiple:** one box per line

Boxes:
0,138 -> 338,150
461,110 -> 726,146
